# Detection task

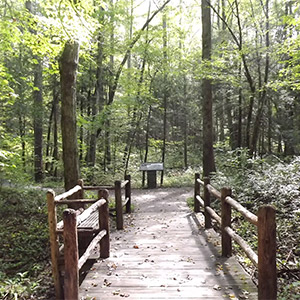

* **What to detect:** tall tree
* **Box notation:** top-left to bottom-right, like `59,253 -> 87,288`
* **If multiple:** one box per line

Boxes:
60,40 -> 80,191
202,0 -> 216,177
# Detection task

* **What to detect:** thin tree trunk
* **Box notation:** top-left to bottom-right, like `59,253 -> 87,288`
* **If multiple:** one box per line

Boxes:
161,13 -> 168,185
53,93 -> 59,177
45,98 -> 54,173
267,98 -> 272,153
250,0 -> 270,155
142,106 -> 152,187
33,61 -> 43,182
238,65 -> 243,147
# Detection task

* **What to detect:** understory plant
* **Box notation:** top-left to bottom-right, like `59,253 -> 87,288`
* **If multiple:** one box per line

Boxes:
211,148 -> 300,296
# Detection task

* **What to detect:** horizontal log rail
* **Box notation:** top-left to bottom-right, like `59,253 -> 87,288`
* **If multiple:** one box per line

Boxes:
194,173 -> 277,300
55,185 -> 82,201
47,175 -> 131,300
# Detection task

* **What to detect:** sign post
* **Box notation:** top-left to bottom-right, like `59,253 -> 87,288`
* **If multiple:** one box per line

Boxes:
139,163 -> 164,188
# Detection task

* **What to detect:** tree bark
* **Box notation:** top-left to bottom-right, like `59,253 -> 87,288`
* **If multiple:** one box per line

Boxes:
161,12 -> 168,185
202,0 -> 216,177
60,40 -> 80,191
33,61 -> 44,182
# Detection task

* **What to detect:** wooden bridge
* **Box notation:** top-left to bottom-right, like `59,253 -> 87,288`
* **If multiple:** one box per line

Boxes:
47,175 -> 277,299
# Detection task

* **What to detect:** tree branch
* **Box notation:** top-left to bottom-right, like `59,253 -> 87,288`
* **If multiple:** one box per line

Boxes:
108,0 -> 171,105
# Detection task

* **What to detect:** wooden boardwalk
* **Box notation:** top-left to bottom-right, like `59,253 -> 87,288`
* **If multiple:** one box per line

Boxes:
79,188 -> 257,299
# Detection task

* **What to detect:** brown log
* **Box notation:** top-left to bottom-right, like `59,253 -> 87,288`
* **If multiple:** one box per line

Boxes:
224,226 -> 258,267
83,185 -> 114,191
125,174 -> 131,213
205,206 -> 221,225
196,195 -> 204,208
55,185 -> 82,201
194,173 -> 201,213
57,208 -> 84,231
77,179 -> 84,199
76,199 -> 106,226
203,177 -> 212,228
78,229 -> 107,270
221,187 -> 232,257
196,178 -> 204,186
258,205 -> 277,300
115,180 -> 123,230
98,189 -> 110,258
225,195 -> 258,226
206,184 -> 221,200
63,209 -> 79,300
121,179 -> 129,188
47,190 -> 63,299
55,199 -> 98,205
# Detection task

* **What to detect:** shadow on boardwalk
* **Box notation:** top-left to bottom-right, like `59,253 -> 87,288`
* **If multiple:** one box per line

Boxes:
79,187 -> 257,300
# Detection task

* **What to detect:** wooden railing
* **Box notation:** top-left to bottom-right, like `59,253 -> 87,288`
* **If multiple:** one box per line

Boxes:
194,173 -> 277,300
80,174 -> 131,230
47,175 -> 131,300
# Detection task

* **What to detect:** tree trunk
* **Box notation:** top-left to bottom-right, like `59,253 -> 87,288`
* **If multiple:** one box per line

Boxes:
60,40 -> 80,191
143,106 -> 152,187
33,61 -> 43,182
202,0 -> 216,177
161,12 -> 168,186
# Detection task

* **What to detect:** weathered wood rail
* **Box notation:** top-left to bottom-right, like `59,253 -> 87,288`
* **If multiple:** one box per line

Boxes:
194,173 -> 277,300
47,175 -> 131,299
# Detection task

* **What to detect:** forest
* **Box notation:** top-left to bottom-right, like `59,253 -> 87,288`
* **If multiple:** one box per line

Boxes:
0,0 -> 300,298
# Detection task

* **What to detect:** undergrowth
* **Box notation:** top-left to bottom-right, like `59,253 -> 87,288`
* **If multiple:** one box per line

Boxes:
0,187 -> 54,300
211,147 -> 300,297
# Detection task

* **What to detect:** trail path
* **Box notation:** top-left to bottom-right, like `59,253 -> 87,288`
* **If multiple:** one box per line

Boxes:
79,187 -> 257,299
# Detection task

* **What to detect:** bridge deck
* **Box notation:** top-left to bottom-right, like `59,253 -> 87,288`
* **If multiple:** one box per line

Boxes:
79,188 -> 257,299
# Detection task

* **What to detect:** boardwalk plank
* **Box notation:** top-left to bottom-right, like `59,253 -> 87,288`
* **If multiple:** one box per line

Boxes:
79,188 -> 257,300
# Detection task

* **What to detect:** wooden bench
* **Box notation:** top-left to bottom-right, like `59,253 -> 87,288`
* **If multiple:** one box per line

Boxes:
47,176 -> 131,300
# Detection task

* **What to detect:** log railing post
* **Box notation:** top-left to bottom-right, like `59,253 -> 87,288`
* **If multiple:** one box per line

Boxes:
98,189 -> 110,259
194,173 -> 200,213
77,179 -> 84,200
115,180 -> 123,230
125,174 -> 131,214
63,209 -> 79,300
203,177 -> 212,228
47,190 -> 63,300
221,187 -> 232,257
258,205 -> 277,300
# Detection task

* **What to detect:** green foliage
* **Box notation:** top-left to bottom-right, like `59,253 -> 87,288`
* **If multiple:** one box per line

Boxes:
212,149 -> 300,296
0,187 -> 52,300
0,271 -> 41,300
163,167 -> 196,188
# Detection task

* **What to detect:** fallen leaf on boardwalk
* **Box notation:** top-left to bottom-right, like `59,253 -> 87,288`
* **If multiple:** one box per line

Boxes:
112,289 -> 120,295
177,288 -> 180,292
213,284 -> 222,291
133,245 -> 139,249
91,282 -> 98,287
103,279 -> 112,287
120,293 -> 129,297
161,248 -> 166,252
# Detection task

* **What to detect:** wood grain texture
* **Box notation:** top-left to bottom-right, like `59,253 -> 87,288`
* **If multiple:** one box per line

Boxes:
79,188 -> 258,300
258,205 -> 277,299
